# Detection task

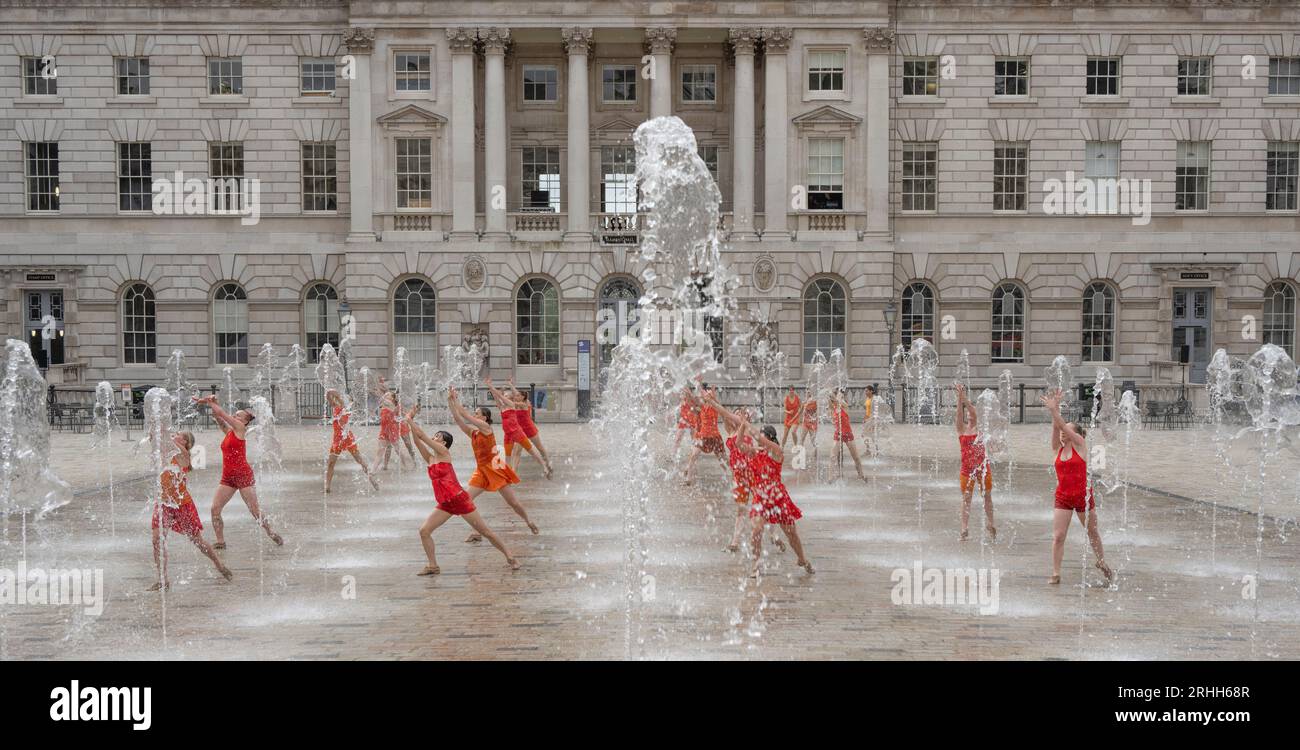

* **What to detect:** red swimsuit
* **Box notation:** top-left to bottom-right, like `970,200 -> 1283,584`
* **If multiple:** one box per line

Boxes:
1054,445 -> 1093,512
219,430 -> 255,489
516,404 -> 540,439
501,408 -> 528,444
429,461 -> 476,516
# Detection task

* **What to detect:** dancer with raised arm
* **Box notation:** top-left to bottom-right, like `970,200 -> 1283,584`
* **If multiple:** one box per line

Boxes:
735,417 -> 814,578
1040,390 -> 1112,585
324,388 -> 380,493
798,389 -> 819,450
506,379 -> 554,477
781,385 -> 802,448
409,400 -> 519,575
955,383 -> 996,541
683,382 -> 727,486
451,385 -> 541,542
374,384 -> 413,472
703,393 -> 787,554
488,378 -> 552,479
192,394 -> 283,550
830,389 -> 868,483
151,431 -> 232,590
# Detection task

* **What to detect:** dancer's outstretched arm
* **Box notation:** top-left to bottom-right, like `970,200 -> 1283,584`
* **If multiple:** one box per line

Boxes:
752,428 -> 785,465
450,388 -> 492,434
483,377 -> 514,412
407,417 -> 450,464
702,392 -> 743,432
193,395 -> 243,437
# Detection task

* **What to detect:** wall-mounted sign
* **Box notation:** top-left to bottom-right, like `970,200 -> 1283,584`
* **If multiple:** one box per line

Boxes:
1179,271 -> 1210,280
26,273 -> 56,282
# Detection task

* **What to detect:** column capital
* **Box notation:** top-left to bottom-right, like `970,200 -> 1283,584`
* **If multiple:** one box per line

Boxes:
644,26 -> 676,54
862,26 -> 896,52
761,27 -> 793,54
728,27 -> 761,56
342,27 -> 375,54
446,27 -> 477,54
478,27 -> 511,54
562,26 -> 593,56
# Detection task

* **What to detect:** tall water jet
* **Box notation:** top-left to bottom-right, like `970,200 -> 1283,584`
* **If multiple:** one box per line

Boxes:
92,381 -> 122,536
1206,348 -> 1235,565
163,349 -> 196,427
0,340 -> 71,524
1044,355 -> 1073,401
142,386 -> 173,647
1089,367 -> 1121,495
246,395 -> 283,596
1116,389 -> 1140,532
905,338 -> 939,425
254,343 -> 278,413
219,366 -> 239,414
284,344 -> 307,424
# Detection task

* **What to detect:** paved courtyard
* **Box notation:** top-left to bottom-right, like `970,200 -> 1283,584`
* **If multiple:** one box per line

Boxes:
3,418 -> 1298,660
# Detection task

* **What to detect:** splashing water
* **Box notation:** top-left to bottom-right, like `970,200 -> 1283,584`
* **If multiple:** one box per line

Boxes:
219,367 -> 239,414
905,339 -> 939,424
163,349 -> 196,427
0,340 -> 71,522
1044,355 -> 1072,398
92,381 -> 122,537
143,386 -> 173,645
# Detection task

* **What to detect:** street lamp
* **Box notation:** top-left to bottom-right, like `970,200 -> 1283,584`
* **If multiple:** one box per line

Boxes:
337,299 -> 352,392
882,301 -> 897,418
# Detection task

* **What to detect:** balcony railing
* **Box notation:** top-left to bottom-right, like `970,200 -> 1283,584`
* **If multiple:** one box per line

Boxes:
595,212 -> 644,244
377,211 -> 449,236
794,211 -> 864,236
511,210 -> 564,234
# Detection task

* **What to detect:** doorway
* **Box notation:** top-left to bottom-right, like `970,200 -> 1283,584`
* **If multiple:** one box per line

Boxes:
1171,287 -> 1211,383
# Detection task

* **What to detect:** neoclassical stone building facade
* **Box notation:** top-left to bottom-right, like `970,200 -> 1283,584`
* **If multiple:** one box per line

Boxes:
2,0 -> 1298,416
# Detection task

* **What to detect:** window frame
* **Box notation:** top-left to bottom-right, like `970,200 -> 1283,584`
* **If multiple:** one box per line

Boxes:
991,282 -> 1026,364
1176,56 -> 1213,97
805,47 -> 849,99
900,281 -> 936,350
900,142 -> 938,212
679,63 -> 718,105
600,63 -> 639,105
24,141 -> 60,213
114,56 -> 151,96
393,50 -> 433,95
993,57 -> 1030,97
801,277 -> 847,364
806,137 -> 845,211
206,56 -> 244,96
521,145 -> 562,212
392,277 -> 439,366
394,137 -> 433,211
516,278 -> 561,366
1267,57 -> 1300,96
1085,56 -> 1120,97
208,141 -> 245,213
121,282 -> 157,366
1081,281 -> 1117,364
1262,280 -> 1297,357
1266,141 -> 1299,212
992,142 -> 1029,213
521,64 -> 560,104
1085,140 -> 1120,180
1175,140 -> 1211,212
303,282 -> 340,364
301,141 -> 338,213
901,57 -> 940,97
212,282 -> 249,366
116,141 -> 153,213
299,56 -> 337,96
21,56 -> 57,96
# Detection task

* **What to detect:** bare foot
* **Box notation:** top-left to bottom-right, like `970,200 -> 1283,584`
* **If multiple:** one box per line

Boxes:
219,566 -> 233,582
147,580 -> 170,592
726,542 -> 739,553
465,533 -> 483,544
527,522 -> 540,535
1096,559 -> 1114,583
800,559 -> 815,574
544,463 -> 554,480
1048,574 -> 1061,585
986,525 -> 997,540
773,537 -> 787,553
959,529 -> 970,541
417,565 -> 441,576
270,532 -> 284,546
507,557 -> 521,570
368,474 -> 380,491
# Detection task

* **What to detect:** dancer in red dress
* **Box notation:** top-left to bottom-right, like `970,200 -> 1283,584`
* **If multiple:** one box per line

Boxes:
192,394 -> 283,550
683,383 -> 727,486
781,386 -> 802,447
736,418 -> 814,578
409,399 -> 519,575
703,394 -> 788,555
324,389 -> 380,493
955,383 -> 996,541
830,389 -> 867,482
488,378 -> 552,479
507,380 -> 553,474
372,380 -> 414,472
1040,390 -> 1112,585
798,391 -> 819,449
150,430 -> 232,590
448,386 -> 541,543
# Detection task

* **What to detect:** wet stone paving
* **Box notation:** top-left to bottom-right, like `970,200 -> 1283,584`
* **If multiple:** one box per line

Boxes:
2,423 -> 1298,660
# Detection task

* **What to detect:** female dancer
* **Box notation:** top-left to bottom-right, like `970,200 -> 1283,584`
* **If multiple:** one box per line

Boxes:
781,385 -> 801,447
684,383 -> 727,486
675,389 -> 699,452
798,389 -> 819,449
324,389 -> 380,493
193,394 -> 283,550
151,430 -> 232,590
486,378 -> 552,478
955,384 -> 995,541
830,389 -> 867,482
409,401 -> 519,575
735,418 -> 814,577
374,388 -> 413,471
1040,390 -> 1112,585
702,393 -> 786,554
450,386 -> 541,541
506,381 -> 554,477
861,385 -> 879,457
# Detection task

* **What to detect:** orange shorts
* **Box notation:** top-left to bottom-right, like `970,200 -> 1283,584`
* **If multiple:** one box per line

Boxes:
960,471 -> 993,493
504,436 -> 533,456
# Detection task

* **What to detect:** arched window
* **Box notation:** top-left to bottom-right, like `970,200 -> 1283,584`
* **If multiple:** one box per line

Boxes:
516,278 -> 559,365
900,281 -> 935,349
392,278 -> 438,365
991,282 -> 1025,363
304,282 -> 339,364
597,276 -> 641,370
1082,281 -> 1116,363
1263,280 -> 1296,356
212,282 -> 248,365
121,282 -> 156,365
802,278 -> 846,363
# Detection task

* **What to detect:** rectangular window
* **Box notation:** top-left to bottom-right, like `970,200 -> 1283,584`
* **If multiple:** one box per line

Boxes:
901,142 -> 937,212
21,56 -> 56,95
600,145 -> 637,214
207,57 -> 243,95
300,57 -> 336,94
521,146 -> 562,212
1175,140 -> 1210,211
1268,57 -> 1300,95
395,52 -> 431,92
993,142 -> 1028,211
208,141 -> 245,212
522,65 -> 558,102
807,138 -> 844,210
994,57 -> 1029,96
115,57 -> 150,95
1177,57 -> 1212,96
117,142 -> 152,212
680,64 -> 716,102
1086,57 -> 1120,96
1085,141 -> 1120,179
395,137 -> 432,209
807,50 -> 846,93
602,65 -> 637,103
698,145 -> 719,183
901,57 -> 939,96
301,142 -> 338,212
24,142 -> 59,212
1266,141 -> 1299,211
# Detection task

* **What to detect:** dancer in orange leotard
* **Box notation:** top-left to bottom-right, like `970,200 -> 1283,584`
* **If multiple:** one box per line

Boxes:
1041,390 -> 1112,585
324,389 -> 380,493
675,389 -> 698,452
450,386 -> 541,544
409,399 -> 519,575
192,394 -> 283,550
798,391 -> 819,449
150,430 -> 232,590
955,383 -> 996,541
735,418 -> 814,578
781,386 -> 802,447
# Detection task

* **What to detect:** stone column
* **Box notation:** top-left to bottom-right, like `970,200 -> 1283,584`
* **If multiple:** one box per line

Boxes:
729,28 -> 760,239
481,27 -> 510,237
645,27 -> 676,119
447,27 -> 478,237
762,27 -> 792,238
863,27 -> 894,234
563,27 -> 593,239
343,27 -> 376,241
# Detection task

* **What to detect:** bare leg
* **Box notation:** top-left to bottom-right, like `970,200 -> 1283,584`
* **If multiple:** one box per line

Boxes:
497,485 -> 539,534
418,509 -> 453,573
463,485 -> 487,542
959,482 -> 974,540
781,423 -> 793,447
324,453 -> 339,493
150,525 -> 168,590
1080,509 -> 1112,582
349,446 -> 380,490
530,433 -> 552,466
188,532 -> 233,580
462,510 -> 519,569
728,503 -> 747,551
210,484 -> 237,548
749,516 -> 766,578
238,486 -> 283,545
1050,508 -> 1072,583
401,431 -> 417,461
780,524 -> 813,572
508,444 -> 522,472
846,441 -> 867,481
983,485 -> 996,538
523,441 -> 551,479
683,446 -> 702,485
